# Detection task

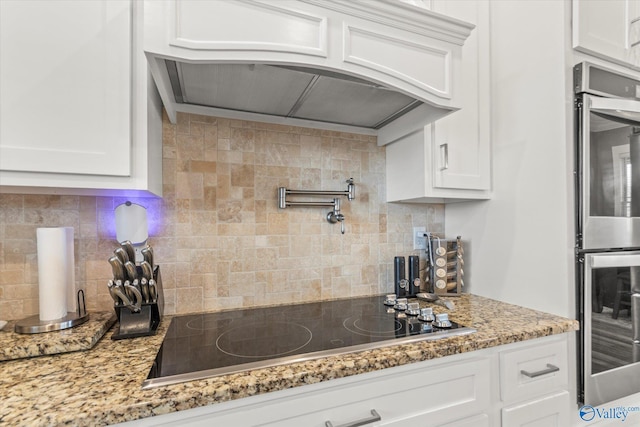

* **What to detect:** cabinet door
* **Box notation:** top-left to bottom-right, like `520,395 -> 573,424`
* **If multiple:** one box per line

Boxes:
438,413 -> 490,427
428,0 -> 490,191
573,0 -> 640,69
502,391 -> 570,427
0,0 -> 131,176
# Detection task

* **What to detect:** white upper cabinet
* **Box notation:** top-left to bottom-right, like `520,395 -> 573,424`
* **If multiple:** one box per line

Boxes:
143,0 -> 474,136
573,0 -> 640,69
384,0 -> 491,203
0,0 -> 162,196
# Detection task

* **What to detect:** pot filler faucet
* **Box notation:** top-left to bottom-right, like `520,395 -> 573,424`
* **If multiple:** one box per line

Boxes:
277,178 -> 355,234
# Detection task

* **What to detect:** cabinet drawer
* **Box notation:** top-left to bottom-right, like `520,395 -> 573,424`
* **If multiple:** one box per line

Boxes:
438,413 -> 490,427
258,357 -> 491,427
499,336 -> 568,402
502,390 -> 570,426
128,356 -> 491,427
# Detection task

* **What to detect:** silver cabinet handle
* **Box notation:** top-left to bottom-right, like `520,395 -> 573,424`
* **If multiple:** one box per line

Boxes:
520,363 -> 560,378
440,143 -> 449,170
325,409 -> 381,427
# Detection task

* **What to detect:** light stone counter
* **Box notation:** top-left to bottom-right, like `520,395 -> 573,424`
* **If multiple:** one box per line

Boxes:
0,312 -> 115,361
0,294 -> 579,426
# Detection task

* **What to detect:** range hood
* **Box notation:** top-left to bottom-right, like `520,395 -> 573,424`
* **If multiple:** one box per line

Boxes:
143,0 -> 475,138
164,62 -> 423,129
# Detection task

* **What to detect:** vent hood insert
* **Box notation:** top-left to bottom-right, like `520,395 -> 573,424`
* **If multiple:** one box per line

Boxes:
143,0 -> 475,136
165,61 -> 423,129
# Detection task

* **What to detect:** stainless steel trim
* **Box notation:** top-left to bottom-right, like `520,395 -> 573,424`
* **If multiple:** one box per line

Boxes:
589,97 -> 640,122
141,326 -> 476,389
590,253 -> 640,268
285,201 -> 336,208
633,293 -> 640,343
575,61 -> 640,98
287,74 -> 321,117
373,99 -> 422,129
325,409 -> 381,427
285,189 -> 352,197
165,60 -> 184,104
520,364 -> 560,378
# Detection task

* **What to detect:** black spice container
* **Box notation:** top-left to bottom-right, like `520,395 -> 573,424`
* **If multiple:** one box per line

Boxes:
394,256 -> 406,297
408,255 -> 420,296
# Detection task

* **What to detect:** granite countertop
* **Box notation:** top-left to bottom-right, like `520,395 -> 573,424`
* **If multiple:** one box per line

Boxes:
0,294 -> 579,426
0,312 -> 116,361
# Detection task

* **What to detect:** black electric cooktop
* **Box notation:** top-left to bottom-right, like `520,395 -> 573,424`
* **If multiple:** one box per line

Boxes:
143,295 -> 474,389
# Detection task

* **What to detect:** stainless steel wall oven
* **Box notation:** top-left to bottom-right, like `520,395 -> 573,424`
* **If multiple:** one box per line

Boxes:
576,62 -> 640,406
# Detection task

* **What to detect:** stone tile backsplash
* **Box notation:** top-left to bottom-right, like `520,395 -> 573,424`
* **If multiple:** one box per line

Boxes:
0,112 -> 444,320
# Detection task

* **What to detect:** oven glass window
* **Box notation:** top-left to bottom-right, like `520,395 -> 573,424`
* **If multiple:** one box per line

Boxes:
588,112 -> 639,217
591,266 -> 637,374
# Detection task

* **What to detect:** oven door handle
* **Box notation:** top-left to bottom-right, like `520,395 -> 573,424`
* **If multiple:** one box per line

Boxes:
590,97 -> 640,124
590,254 -> 640,269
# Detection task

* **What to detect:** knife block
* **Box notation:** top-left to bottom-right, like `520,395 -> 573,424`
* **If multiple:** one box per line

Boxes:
111,266 -> 164,340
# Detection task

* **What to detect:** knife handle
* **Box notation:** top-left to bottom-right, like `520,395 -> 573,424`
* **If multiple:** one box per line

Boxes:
140,278 -> 150,304
107,280 -> 122,306
140,261 -> 153,281
121,241 -> 136,264
124,261 -> 138,282
123,282 -> 142,312
141,246 -> 154,269
113,247 -> 129,265
148,279 -> 157,303
112,281 -> 132,307
108,256 -> 125,282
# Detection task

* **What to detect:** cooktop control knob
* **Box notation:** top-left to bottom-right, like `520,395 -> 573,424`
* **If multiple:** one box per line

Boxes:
394,298 -> 408,311
384,294 -> 397,306
419,322 -> 433,333
434,313 -> 452,328
418,307 -> 435,322
405,302 -> 420,316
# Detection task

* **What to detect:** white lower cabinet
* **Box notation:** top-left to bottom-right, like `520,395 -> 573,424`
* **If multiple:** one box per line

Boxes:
119,334 -> 571,427
502,391 -> 570,427
499,334 -> 568,402
499,335 -> 571,427
257,357 -> 490,427
439,413 -> 490,427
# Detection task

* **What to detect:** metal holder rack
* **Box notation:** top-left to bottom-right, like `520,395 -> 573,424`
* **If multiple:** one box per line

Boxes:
14,290 -> 89,334
277,178 -> 355,234
425,234 -> 464,296
111,266 -> 164,340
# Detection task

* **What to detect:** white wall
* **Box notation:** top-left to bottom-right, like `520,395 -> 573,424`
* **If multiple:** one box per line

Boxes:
445,0 -> 575,318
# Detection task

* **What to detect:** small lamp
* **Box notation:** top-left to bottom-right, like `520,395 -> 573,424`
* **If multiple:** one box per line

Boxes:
114,201 -> 148,262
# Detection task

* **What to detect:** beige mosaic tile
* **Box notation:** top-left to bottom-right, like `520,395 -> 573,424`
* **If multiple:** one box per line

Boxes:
0,113 -> 444,319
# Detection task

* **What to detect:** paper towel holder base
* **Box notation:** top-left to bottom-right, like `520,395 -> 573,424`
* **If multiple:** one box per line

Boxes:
15,290 -> 89,334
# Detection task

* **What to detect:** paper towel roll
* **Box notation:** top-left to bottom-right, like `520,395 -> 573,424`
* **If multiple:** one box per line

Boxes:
64,227 -> 76,313
37,227 -> 72,321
